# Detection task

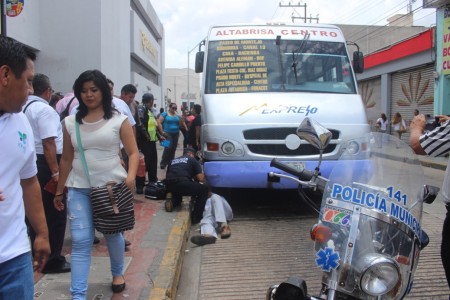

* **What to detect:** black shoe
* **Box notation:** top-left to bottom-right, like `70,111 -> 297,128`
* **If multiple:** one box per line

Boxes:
191,235 -> 216,246
42,261 -> 71,274
112,277 -> 126,293
93,236 -> 100,244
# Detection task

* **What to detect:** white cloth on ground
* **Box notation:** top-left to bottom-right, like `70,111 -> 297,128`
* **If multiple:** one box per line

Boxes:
200,193 -> 233,238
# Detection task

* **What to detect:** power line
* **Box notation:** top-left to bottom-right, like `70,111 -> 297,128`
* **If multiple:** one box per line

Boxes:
351,5 -> 427,47
270,0 -> 435,52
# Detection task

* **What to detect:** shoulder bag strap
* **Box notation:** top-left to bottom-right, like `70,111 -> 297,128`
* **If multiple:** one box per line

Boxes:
22,100 -> 39,113
60,97 -> 75,116
75,121 -> 92,186
65,97 -> 75,112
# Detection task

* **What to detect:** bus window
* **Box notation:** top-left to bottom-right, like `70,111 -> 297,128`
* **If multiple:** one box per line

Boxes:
205,39 -> 356,95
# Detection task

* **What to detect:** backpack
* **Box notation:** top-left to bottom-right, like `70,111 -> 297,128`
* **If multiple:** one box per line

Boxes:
144,181 -> 166,200
59,97 -> 75,121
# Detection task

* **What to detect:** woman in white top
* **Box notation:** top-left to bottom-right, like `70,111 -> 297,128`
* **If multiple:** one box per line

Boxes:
53,70 -> 138,299
376,113 -> 388,133
392,112 -> 407,141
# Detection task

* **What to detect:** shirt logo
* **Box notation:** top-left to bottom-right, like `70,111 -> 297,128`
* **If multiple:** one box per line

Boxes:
18,131 -> 27,151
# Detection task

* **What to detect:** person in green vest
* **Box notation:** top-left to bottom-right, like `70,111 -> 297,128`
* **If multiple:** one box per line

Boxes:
138,93 -> 164,187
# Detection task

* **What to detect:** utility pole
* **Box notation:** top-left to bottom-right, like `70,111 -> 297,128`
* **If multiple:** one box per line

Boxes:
279,1 -> 319,23
407,0 -> 417,15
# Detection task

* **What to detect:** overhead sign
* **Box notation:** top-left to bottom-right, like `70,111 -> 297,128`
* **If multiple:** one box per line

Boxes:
442,6 -> 450,74
423,0 -> 450,8
6,0 -> 24,17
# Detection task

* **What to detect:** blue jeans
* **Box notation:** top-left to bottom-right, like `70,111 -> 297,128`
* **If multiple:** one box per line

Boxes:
161,131 -> 180,167
0,252 -> 34,300
68,188 -> 125,300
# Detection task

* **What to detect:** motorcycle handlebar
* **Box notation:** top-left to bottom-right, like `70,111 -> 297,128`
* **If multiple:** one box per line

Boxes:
270,158 -> 315,181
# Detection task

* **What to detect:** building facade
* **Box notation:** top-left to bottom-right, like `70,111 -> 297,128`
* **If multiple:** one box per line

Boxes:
356,28 -> 436,144
331,19 -> 435,144
164,68 -> 201,112
4,0 -> 165,108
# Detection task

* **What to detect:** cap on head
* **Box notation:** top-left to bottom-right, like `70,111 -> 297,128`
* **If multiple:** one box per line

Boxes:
142,93 -> 154,103
183,147 -> 196,155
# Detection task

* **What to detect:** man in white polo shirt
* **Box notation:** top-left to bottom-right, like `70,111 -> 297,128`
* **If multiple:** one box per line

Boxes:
23,73 -> 70,274
0,35 -> 50,300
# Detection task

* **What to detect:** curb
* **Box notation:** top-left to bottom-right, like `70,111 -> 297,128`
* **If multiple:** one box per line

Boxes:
418,157 -> 447,171
149,197 -> 191,300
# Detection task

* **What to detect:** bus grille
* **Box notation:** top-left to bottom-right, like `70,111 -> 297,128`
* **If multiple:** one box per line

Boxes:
243,127 -> 339,156
247,144 -> 337,156
243,127 -> 340,140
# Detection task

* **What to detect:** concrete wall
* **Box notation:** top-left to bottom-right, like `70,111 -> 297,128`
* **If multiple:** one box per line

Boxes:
5,0 -> 164,104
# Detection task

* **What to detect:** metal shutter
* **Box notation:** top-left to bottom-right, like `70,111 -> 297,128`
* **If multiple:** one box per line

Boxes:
358,77 -> 381,131
390,65 -> 434,142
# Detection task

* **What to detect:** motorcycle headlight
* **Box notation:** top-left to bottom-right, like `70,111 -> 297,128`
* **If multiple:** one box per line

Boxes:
357,254 -> 400,296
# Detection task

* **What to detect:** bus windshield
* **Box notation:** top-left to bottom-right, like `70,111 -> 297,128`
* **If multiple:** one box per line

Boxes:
205,39 -> 356,95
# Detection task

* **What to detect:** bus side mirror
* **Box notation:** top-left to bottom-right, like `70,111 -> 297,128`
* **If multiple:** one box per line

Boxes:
195,51 -> 204,73
353,51 -> 364,74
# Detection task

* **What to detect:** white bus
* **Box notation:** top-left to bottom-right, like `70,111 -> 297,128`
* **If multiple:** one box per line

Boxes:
194,23 -> 369,189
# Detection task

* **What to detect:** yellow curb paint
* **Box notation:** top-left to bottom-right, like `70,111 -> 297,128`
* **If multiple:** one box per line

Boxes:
149,199 -> 191,300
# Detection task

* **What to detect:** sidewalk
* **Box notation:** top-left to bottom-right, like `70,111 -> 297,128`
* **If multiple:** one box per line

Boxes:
33,144 -> 190,300
33,144 -> 449,300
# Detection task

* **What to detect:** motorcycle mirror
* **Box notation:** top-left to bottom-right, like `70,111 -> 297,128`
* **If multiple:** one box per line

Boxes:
423,185 -> 439,204
272,276 -> 308,300
296,118 -> 332,151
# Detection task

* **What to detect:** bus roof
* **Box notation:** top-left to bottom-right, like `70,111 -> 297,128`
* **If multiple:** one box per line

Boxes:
207,23 -> 345,42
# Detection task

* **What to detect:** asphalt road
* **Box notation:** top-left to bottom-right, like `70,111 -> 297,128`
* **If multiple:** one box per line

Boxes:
176,167 -> 450,300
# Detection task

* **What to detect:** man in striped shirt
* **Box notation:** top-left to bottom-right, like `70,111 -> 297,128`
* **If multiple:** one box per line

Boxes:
410,113 -> 450,291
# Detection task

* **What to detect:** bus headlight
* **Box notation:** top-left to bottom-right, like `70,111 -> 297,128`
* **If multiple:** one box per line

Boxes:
346,141 -> 360,155
357,254 -> 400,296
221,141 -> 235,155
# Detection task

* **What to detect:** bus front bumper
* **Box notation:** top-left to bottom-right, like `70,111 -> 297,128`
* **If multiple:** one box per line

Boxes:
203,160 -> 336,189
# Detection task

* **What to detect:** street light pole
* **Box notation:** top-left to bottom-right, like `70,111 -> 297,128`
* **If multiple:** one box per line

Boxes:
187,40 -> 205,111
187,44 -> 198,112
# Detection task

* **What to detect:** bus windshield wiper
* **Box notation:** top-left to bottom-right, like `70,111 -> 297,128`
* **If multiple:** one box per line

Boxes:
291,33 -> 310,84
276,35 -> 285,90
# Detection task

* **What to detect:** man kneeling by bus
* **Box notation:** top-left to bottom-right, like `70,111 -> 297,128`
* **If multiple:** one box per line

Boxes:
164,147 -> 208,224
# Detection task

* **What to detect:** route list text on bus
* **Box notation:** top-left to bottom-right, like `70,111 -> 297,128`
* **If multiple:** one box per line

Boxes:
214,39 -> 270,93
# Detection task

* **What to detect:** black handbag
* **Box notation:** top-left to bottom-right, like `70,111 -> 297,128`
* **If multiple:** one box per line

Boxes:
144,181 -> 166,200
76,121 -> 135,234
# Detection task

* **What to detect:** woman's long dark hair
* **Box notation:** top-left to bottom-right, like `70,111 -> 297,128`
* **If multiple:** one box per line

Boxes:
73,69 -> 113,124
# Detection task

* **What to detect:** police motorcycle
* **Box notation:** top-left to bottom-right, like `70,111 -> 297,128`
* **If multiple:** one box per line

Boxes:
266,118 -> 439,300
